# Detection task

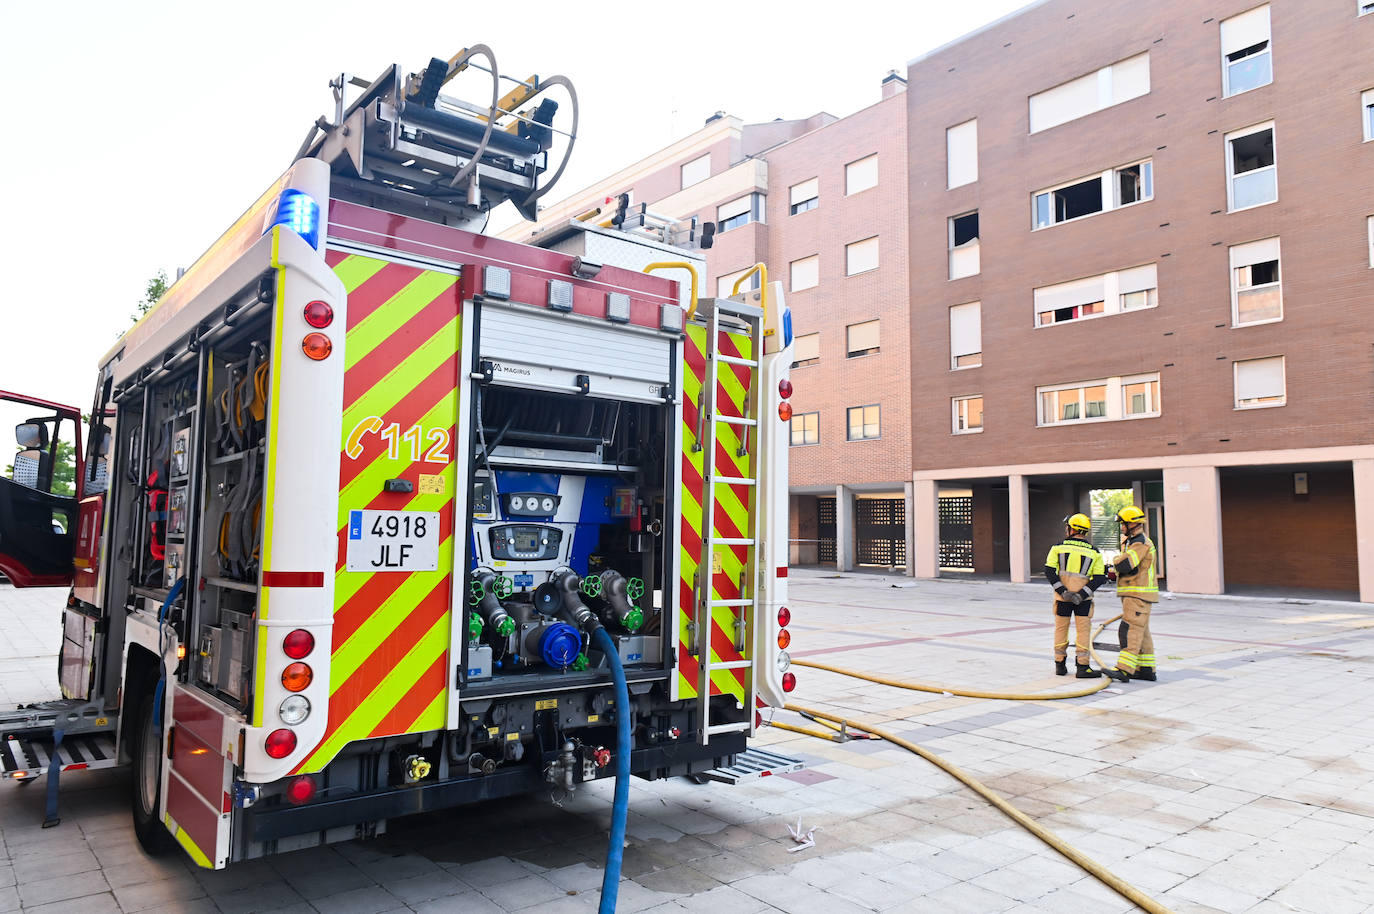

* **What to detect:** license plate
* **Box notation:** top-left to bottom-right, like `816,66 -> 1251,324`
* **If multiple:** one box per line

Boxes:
346,510 -> 440,572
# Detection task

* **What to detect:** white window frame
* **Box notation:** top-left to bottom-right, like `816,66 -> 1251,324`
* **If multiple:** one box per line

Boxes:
952,395 -> 984,434
790,255 -> 820,292
1367,216 -> 1374,268
846,320 -> 880,358
1036,373 -> 1161,427
681,153 -> 711,190
1233,356 -> 1286,409
845,237 -> 879,276
1362,0 -> 1374,16
1028,52 -> 1151,133
1034,263 -> 1158,328
1230,237 -> 1283,327
949,301 -> 982,370
845,154 -> 879,195
949,211 -> 980,280
1220,5 -> 1273,98
789,177 -> 819,215
1363,89 -> 1374,142
1226,121 -> 1277,212
790,411 -> 820,446
792,332 -> 820,368
1032,158 -> 1153,230
946,119 -> 978,189
846,404 -> 881,441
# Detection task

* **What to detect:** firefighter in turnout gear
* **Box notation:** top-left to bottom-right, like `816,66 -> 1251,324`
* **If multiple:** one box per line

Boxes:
1105,506 -> 1159,682
1044,513 -> 1106,678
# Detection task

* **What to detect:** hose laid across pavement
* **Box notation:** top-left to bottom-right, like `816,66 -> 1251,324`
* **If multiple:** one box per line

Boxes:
778,614 -> 1175,914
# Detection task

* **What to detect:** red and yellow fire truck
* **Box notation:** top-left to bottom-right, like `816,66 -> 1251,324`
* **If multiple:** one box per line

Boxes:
0,48 -> 797,869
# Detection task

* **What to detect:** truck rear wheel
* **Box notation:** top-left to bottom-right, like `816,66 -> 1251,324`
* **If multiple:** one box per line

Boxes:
130,689 -> 175,855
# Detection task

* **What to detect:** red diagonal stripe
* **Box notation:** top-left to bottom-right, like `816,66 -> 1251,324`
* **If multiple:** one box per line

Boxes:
326,249 -> 349,269
372,651 -> 448,738
343,284 -> 459,411
340,359 -> 459,490
333,509 -> 454,645
322,575 -> 451,748
717,333 -> 753,390
709,613 -> 747,682
678,638 -> 699,695
344,262 -> 426,327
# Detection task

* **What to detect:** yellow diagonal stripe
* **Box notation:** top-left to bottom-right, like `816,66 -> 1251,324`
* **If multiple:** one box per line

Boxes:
333,254 -> 390,294
340,317 -> 461,435
345,270 -> 457,370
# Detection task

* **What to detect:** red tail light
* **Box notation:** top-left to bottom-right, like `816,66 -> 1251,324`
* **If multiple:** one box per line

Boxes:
777,606 -> 791,627
286,775 -> 317,805
782,672 -> 797,693
265,729 -> 297,759
778,379 -> 793,398
282,629 -> 315,660
303,301 -> 334,329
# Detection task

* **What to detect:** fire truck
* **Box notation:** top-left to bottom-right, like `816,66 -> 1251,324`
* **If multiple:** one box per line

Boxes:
0,47 -> 798,869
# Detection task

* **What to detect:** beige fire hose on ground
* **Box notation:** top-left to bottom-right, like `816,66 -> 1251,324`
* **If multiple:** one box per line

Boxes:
777,613 -> 1176,914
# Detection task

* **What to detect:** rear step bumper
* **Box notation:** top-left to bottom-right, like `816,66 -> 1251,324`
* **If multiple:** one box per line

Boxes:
1,731 -> 120,780
699,747 -> 804,785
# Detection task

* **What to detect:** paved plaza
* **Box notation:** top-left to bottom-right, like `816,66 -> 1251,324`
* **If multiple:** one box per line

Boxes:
2,571 -> 1373,913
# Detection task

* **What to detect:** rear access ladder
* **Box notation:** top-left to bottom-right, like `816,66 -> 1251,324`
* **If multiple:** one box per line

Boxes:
693,272 -> 767,746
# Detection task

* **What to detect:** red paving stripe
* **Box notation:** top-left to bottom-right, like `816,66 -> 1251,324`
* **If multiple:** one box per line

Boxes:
372,651 -> 448,737
792,623 -> 1046,658
343,262 -> 426,327
342,288 -> 459,406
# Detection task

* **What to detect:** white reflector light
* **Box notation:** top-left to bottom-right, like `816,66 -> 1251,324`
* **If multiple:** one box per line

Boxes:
776,650 -> 791,673
607,293 -> 631,323
660,303 -> 684,333
279,695 -> 311,725
484,266 -> 512,300
548,280 -> 574,312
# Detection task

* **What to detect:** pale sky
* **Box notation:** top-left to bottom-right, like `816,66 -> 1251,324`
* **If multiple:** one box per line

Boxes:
0,0 -> 1028,412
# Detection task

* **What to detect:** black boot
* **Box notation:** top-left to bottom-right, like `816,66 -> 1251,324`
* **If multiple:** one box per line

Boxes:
1055,659 -> 1068,676
1104,668 -> 1130,683
1130,667 -> 1157,681
1075,663 -> 1101,679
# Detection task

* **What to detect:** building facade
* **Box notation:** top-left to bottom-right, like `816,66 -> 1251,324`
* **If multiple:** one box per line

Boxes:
507,78 -> 914,572
906,0 -> 1374,600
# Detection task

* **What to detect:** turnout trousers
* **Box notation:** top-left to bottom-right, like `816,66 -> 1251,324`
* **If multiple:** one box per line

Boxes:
1118,595 -> 1155,672
1053,600 -> 1092,665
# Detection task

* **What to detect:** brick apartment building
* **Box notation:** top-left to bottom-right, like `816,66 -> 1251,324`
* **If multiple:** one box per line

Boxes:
907,0 -> 1374,600
506,77 -> 914,572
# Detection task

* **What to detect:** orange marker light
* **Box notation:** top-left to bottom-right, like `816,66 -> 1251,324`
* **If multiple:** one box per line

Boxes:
281,662 -> 313,692
778,402 -> 793,421
302,333 -> 332,361
777,630 -> 792,650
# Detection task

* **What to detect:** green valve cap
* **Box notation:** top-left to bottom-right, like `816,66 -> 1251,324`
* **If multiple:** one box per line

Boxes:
622,608 -> 644,632
493,576 -> 514,599
627,578 -> 645,601
468,613 -> 484,640
496,617 -> 516,638
468,580 -> 484,606
572,653 -> 589,671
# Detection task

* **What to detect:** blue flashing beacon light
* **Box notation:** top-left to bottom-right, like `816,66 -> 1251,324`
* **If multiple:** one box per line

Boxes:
267,189 -> 321,250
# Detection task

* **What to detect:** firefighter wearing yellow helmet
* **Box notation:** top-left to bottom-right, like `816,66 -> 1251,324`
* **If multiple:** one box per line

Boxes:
1044,513 -> 1105,678
1104,505 -> 1159,683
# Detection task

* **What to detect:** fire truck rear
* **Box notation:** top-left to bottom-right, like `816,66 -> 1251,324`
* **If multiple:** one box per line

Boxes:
0,47 -> 797,869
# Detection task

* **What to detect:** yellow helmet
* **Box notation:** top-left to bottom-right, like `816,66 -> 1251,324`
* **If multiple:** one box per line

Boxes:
1116,506 -> 1146,525
1063,513 -> 1091,533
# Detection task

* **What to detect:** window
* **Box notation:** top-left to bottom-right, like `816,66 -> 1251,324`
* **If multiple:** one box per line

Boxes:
1226,122 -> 1276,211
846,155 -> 878,195
1234,356 -> 1285,408
1221,6 -> 1272,97
790,178 -> 819,215
847,405 -> 880,441
1230,237 -> 1282,326
790,255 -> 819,291
1028,52 -> 1150,133
790,412 -> 819,446
845,237 -> 879,276
1364,89 -> 1374,141
1364,0 -> 1374,15
681,154 -> 711,189
1368,216 -> 1374,267
1037,373 -> 1161,426
792,332 -> 820,368
1034,263 -> 1157,327
953,396 -> 983,434
949,302 -> 981,369
947,119 -> 978,189
716,194 -> 763,233
846,320 -> 879,358
1033,160 -> 1152,228
949,211 -> 980,280
716,266 -> 761,299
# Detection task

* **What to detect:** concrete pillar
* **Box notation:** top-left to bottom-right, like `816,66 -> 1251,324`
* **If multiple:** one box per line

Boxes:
903,481 -> 916,577
835,484 -> 854,571
1009,474 -> 1030,583
1354,459 -> 1374,604
1162,466 -> 1224,595
913,478 -> 938,579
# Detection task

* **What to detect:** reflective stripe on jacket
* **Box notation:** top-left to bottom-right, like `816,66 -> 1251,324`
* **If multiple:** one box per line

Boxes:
1115,536 -> 1159,601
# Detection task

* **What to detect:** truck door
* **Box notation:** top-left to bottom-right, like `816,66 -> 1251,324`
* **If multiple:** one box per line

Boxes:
0,391 -> 82,587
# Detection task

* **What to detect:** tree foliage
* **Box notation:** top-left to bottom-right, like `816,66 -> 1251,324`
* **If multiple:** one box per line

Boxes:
132,270 -> 170,324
